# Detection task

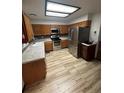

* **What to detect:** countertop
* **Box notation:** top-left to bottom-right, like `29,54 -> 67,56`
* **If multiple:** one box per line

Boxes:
22,43 -> 29,52
42,36 -> 68,41
34,36 -> 68,42
22,36 -> 68,64
22,42 -> 45,64
60,36 -> 68,40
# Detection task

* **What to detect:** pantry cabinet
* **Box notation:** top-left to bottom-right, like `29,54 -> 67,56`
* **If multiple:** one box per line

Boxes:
22,13 -> 34,42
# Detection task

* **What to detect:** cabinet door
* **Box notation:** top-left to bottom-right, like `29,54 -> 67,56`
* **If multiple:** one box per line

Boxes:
23,13 -> 34,42
32,24 -> 51,36
40,25 -> 51,35
22,19 -> 28,43
44,41 -> 53,52
22,59 -> 46,86
32,25 -> 41,36
61,40 -> 68,48
78,21 -> 91,27
60,25 -> 68,34
50,25 -> 60,28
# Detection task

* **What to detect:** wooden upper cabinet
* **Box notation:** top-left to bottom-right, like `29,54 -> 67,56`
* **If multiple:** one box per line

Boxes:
41,25 -> 51,35
78,20 -> 91,27
31,20 -> 91,36
60,25 -> 68,34
22,18 -> 28,43
23,13 -> 34,42
68,20 -> 91,28
32,24 -> 51,36
32,25 -> 40,35
50,25 -> 60,28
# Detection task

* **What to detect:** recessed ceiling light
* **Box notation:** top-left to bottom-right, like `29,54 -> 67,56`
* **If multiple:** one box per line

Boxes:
46,11 -> 69,17
45,1 -> 80,18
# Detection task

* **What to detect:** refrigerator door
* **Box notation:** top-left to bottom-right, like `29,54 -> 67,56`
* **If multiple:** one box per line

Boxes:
78,27 -> 90,43
68,27 -> 90,58
68,27 -> 78,57
68,28 -> 74,55
72,27 -> 78,57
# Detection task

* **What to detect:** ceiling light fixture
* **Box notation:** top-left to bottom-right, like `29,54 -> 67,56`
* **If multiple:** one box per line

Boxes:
45,1 -> 80,18
29,13 -> 37,16
46,11 -> 69,17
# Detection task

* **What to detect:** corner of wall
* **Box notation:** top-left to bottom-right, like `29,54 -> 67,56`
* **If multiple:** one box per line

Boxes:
68,14 -> 89,24
31,19 -> 68,25
89,13 -> 101,43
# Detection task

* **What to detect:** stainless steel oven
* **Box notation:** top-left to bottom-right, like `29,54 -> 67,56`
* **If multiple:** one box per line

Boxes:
53,40 -> 61,46
50,28 -> 61,49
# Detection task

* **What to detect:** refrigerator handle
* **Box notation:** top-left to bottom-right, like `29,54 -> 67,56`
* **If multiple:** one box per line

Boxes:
70,29 -> 73,40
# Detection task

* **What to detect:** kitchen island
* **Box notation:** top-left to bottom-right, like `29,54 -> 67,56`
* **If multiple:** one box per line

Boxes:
22,42 -> 46,87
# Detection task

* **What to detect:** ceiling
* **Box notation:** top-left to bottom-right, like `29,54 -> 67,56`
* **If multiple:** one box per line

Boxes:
22,0 -> 101,23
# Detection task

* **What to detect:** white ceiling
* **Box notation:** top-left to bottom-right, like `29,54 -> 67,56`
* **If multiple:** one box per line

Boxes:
22,0 -> 101,23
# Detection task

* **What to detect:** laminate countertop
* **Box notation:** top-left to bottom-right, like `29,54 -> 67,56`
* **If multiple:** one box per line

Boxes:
42,37 -> 68,41
34,36 -> 68,42
60,36 -> 68,40
22,42 -> 45,64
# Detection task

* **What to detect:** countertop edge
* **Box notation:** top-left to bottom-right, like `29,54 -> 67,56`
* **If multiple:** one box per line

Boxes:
22,58 -> 45,64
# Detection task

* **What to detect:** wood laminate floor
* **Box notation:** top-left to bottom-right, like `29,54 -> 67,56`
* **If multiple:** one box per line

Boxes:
24,48 -> 101,93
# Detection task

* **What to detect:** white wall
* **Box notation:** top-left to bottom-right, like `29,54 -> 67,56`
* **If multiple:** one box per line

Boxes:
89,13 -> 101,43
31,14 -> 89,25
68,14 -> 89,24
31,19 -> 68,25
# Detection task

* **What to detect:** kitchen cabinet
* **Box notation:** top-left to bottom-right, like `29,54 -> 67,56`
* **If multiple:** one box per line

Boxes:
22,13 -> 34,42
32,25 -> 40,35
32,24 -> 51,36
32,24 -> 69,35
81,43 -> 96,61
50,25 -> 60,28
60,40 -> 69,48
44,41 -> 53,52
22,42 -> 46,87
96,41 -> 101,60
68,20 -> 91,29
60,25 -> 68,34
78,20 -> 91,27
22,59 -> 46,87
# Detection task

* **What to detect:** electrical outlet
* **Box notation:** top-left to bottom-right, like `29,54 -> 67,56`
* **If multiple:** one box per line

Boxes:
94,31 -> 96,34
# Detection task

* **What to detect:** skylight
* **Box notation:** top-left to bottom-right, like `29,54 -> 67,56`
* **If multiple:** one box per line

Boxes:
45,1 -> 80,18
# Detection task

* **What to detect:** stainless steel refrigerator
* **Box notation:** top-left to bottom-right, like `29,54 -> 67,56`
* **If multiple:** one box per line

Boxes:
68,26 -> 90,57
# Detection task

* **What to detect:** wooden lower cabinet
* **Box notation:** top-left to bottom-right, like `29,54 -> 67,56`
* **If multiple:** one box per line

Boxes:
22,59 -> 46,87
81,44 -> 96,61
60,40 -> 68,48
44,41 -> 53,52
